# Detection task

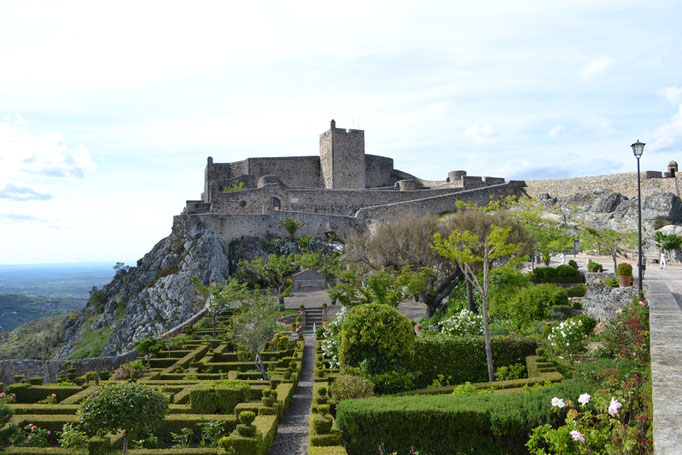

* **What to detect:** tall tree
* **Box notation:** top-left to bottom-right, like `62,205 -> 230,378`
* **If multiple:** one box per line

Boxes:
239,254 -> 298,304
433,224 -> 526,382
581,228 -> 638,272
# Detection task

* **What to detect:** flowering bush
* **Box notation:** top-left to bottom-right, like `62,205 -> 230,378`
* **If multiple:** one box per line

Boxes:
599,299 -> 649,364
440,309 -> 483,337
527,368 -> 652,454
9,423 -> 50,447
57,423 -> 88,449
113,360 -> 149,381
0,392 -> 16,404
321,306 -> 348,368
547,317 -> 588,360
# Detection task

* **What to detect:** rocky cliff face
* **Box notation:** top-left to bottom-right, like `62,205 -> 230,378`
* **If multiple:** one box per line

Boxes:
538,189 -> 682,252
55,216 -> 230,360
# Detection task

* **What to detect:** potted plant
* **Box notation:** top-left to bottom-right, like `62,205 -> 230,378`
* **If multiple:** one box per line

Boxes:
322,303 -> 328,315
587,260 -> 602,273
299,304 -> 305,314
617,263 -> 633,287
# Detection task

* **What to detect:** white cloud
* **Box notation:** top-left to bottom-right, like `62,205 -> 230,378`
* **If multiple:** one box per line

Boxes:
659,86 -> 682,105
649,103 -> 682,152
0,117 -> 95,179
464,125 -> 498,144
0,181 -> 52,201
0,214 -> 48,222
581,114 -> 617,136
547,126 -> 565,139
581,57 -> 613,81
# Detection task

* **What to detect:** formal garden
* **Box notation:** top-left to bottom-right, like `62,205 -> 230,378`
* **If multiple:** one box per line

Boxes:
0,197 -> 657,454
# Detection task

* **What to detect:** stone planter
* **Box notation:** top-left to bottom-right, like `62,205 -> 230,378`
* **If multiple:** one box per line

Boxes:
618,275 -> 632,287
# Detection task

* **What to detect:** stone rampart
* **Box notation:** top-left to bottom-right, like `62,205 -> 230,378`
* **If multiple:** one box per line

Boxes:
355,181 -> 525,223
525,172 -> 679,199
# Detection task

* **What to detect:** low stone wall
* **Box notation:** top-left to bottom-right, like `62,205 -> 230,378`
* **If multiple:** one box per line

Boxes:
0,350 -> 138,386
582,282 -> 637,322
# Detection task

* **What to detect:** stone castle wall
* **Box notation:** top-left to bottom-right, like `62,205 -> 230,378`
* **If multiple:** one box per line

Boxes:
320,122 -> 366,189
525,172 -> 680,199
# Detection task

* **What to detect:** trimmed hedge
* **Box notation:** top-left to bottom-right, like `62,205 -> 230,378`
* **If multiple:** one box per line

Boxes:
530,275 -> 585,284
156,414 -> 237,441
5,384 -> 81,404
309,447 -> 349,455
410,336 -> 537,389
128,450 -> 217,454
2,449 -> 86,454
9,404 -> 80,415
336,381 -> 586,455
189,380 -> 250,414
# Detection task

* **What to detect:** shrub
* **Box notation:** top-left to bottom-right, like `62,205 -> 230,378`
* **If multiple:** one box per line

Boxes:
329,375 -> 374,403
532,267 -> 558,278
587,260 -> 602,271
617,262 -> 633,276
568,259 -> 578,270
440,309 -> 483,336
493,283 -> 568,327
339,304 -> 414,378
9,423 -> 50,447
567,284 -> 587,297
603,277 -> 619,288
189,380 -> 250,414
336,381 -> 585,455
57,423 -> 88,449
410,335 -> 537,389
573,314 -> 598,336
547,317 -> 589,360
79,382 -> 168,454
113,360 -> 148,381
321,306 -> 349,369
556,265 -> 578,277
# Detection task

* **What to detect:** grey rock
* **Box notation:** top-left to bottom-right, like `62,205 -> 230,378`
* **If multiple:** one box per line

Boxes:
582,282 -> 636,322
54,217 -> 231,360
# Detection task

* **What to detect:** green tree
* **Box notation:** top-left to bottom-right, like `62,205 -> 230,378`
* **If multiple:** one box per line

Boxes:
654,231 -> 682,257
581,228 -> 638,273
190,276 -> 249,338
239,254 -> 298,305
277,217 -> 305,241
433,224 -> 526,382
230,288 -> 278,379
78,382 -> 168,455
343,215 -> 462,317
338,304 -> 414,392
133,337 -> 167,364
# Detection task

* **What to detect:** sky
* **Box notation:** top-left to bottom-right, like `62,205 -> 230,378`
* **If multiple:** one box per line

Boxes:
1,0 -> 682,264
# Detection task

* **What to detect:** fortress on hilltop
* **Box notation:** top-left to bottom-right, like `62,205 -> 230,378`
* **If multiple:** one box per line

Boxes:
179,120 -> 525,243
176,120 -> 681,246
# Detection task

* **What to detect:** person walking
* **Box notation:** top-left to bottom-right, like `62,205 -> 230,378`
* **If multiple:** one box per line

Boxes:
660,251 -> 668,270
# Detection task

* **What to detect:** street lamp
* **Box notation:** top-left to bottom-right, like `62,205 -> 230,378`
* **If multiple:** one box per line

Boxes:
632,140 -> 645,294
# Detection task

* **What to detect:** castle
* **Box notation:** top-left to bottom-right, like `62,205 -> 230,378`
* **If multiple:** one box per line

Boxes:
180,120 -> 525,243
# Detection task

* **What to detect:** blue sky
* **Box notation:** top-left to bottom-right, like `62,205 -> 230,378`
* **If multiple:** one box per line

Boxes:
1,0 -> 682,264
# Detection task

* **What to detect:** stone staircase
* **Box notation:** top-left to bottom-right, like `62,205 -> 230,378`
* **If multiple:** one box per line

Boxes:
304,307 -> 325,332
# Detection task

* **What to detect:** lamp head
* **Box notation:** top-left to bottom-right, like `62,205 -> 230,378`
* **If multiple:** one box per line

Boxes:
631,140 -> 645,158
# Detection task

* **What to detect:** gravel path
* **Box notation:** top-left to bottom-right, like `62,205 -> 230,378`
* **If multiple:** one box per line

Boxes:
267,334 -> 315,455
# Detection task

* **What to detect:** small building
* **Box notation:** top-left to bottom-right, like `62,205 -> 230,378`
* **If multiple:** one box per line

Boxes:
291,269 -> 328,292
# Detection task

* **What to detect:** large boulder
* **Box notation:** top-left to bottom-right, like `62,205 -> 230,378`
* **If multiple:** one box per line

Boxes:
582,282 -> 637,322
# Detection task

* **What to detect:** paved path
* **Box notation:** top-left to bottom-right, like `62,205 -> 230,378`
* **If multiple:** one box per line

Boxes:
268,334 -> 314,455
641,267 -> 682,455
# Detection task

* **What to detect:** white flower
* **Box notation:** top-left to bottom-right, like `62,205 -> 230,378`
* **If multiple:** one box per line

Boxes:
578,393 -> 591,406
570,430 -> 585,442
608,397 -> 622,416
551,397 -> 565,408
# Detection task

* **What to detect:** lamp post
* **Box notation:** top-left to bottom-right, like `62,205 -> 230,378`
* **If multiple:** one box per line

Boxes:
632,140 -> 645,294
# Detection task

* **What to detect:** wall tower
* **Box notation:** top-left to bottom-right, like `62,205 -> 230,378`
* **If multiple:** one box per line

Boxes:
319,119 -> 366,189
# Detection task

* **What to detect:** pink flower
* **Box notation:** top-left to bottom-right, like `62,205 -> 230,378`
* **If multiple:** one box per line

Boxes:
639,300 -> 646,306
608,397 -> 622,416
47,431 -> 51,435
51,393 -> 56,398
0,392 -> 4,397
12,394 -> 16,398
27,435 -> 32,439
578,393 -> 591,406
31,425 -> 37,430
570,430 -> 585,442
551,397 -> 565,408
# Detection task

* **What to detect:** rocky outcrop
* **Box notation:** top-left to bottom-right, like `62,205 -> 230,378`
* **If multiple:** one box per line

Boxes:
541,189 -> 682,254
54,216 -> 231,360
582,282 -> 637,322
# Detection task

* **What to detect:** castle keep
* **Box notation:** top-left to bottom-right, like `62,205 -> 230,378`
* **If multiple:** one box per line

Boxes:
180,120 -> 524,243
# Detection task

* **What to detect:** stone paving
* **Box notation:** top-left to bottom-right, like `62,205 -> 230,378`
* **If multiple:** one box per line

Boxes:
641,267 -> 682,455
267,334 -> 315,455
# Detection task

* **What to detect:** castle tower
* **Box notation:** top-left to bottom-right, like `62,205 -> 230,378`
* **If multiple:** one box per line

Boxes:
319,119 -> 366,189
